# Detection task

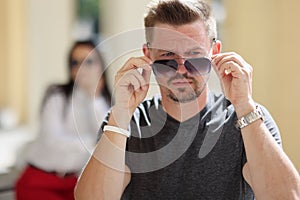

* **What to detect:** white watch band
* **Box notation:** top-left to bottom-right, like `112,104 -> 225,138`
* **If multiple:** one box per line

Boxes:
103,125 -> 130,138
236,105 -> 265,129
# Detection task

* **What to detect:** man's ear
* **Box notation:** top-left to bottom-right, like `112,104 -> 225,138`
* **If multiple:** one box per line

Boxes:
212,40 -> 222,55
143,44 -> 151,58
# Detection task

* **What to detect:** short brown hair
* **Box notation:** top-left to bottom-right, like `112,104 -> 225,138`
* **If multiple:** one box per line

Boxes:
144,0 -> 217,42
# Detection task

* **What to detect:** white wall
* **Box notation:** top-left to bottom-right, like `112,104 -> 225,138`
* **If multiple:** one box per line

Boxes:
27,0 -> 74,131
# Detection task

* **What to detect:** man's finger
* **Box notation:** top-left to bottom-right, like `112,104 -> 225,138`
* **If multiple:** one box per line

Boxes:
142,66 -> 152,90
119,57 -> 152,73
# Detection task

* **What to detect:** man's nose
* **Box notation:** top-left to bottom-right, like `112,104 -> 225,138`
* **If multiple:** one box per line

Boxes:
175,58 -> 188,74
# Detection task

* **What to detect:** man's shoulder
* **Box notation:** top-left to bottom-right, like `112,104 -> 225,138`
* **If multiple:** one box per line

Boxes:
208,92 -> 276,120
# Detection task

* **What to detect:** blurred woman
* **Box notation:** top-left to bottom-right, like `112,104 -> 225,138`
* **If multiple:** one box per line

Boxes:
15,40 -> 111,200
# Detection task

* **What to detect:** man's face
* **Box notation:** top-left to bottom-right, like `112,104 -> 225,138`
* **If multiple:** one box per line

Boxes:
148,20 -> 212,103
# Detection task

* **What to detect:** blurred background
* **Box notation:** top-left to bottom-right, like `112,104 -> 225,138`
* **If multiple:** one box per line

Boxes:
0,0 -> 299,199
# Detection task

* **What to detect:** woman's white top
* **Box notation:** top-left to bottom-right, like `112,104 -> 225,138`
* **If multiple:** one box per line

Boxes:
26,88 -> 110,174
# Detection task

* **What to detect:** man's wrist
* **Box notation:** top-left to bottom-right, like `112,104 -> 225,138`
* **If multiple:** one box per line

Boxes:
233,100 -> 256,118
108,106 -> 133,129
236,105 -> 265,129
103,125 -> 130,138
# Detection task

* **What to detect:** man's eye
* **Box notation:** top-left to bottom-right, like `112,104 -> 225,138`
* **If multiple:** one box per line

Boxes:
161,52 -> 175,57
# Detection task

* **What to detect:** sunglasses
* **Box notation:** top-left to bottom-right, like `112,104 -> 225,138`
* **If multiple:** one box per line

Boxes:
151,57 -> 211,76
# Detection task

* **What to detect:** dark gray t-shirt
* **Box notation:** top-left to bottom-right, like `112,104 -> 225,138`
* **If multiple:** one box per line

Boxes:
99,93 -> 281,200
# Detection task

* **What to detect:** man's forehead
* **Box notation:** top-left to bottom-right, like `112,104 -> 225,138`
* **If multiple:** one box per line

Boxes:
151,36 -> 204,47
149,26 -> 210,51
152,29 -> 204,41
153,43 -> 208,55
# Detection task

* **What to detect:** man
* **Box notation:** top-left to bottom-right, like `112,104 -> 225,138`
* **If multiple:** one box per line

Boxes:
75,0 -> 300,199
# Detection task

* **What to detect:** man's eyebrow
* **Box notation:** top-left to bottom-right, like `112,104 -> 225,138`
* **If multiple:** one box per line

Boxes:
153,46 -> 207,54
155,49 -> 175,53
186,46 -> 206,52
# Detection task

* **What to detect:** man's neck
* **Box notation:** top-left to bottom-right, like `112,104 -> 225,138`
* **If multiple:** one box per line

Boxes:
161,88 -> 209,122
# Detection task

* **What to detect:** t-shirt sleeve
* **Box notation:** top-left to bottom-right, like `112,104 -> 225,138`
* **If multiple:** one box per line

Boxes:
260,105 -> 282,147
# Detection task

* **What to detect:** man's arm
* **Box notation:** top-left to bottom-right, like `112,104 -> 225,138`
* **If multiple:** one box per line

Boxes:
212,52 -> 300,199
237,102 -> 300,199
74,114 -> 130,200
74,57 -> 152,200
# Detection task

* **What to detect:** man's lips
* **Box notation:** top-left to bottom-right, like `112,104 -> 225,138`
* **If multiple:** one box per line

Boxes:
171,79 -> 193,86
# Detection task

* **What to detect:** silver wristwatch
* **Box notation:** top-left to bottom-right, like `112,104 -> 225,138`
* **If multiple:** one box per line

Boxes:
236,105 -> 265,129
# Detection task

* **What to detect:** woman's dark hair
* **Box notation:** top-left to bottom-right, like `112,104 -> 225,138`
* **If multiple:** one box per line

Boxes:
41,40 -> 111,113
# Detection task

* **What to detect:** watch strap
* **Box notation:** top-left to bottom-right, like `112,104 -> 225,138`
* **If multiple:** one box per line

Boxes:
236,105 -> 265,129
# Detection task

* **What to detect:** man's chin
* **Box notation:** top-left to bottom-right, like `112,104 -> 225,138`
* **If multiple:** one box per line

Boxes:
167,91 -> 199,103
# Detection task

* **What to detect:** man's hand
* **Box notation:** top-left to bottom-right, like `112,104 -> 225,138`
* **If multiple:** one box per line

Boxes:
212,52 -> 255,115
112,56 -> 152,128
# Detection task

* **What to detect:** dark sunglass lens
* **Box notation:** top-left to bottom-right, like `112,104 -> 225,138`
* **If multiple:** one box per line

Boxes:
185,57 -> 211,75
152,60 -> 178,76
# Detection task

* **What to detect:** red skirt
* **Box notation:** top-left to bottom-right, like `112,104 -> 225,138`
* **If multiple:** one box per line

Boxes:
15,165 -> 78,200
